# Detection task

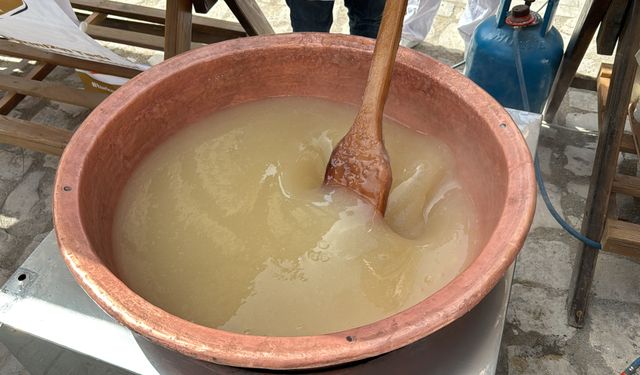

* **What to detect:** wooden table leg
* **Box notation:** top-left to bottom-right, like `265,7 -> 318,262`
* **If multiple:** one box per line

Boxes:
543,0 -> 613,122
596,0 -> 629,55
567,0 -> 640,328
164,0 -> 193,59
224,0 -> 274,36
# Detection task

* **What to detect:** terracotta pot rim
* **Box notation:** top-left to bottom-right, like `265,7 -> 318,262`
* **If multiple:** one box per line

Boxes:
53,33 -> 536,370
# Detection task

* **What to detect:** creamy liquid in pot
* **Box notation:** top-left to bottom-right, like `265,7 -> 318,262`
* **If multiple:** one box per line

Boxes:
112,97 -> 480,336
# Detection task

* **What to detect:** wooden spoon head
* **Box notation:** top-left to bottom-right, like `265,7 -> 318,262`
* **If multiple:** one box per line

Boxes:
322,0 -> 406,215
323,126 -> 392,214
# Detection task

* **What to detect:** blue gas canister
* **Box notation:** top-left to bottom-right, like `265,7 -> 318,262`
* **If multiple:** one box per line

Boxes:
464,0 -> 564,113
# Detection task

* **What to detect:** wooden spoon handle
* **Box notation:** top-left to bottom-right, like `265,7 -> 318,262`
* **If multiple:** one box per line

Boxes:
323,0 -> 408,213
359,0 -> 408,137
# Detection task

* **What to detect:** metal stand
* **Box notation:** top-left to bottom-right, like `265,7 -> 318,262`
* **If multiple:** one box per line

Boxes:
0,109 -> 540,374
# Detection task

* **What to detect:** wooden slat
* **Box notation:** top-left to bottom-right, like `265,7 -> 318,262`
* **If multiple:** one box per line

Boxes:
0,115 -> 72,155
70,0 -> 245,37
570,74 -> 598,91
76,14 -> 238,45
630,101 -> 640,156
620,133 -> 637,154
223,0 -> 274,36
85,24 -> 205,51
600,63 -> 613,79
72,0 -> 169,22
0,74 -> 107,108
596,0 -> 630,55
543,0 -> 613,122
597,64 -> 612,130
164,0 -> 193,58
605,65 -> 620,221
192,0 -> 217,13
602,219 -> 640,259
84,11 -> 107,25
0,62 -> 55,115
595,63 -> 637,155
85,23 -> 164,50
612,174 -> 640,197
0,39 -> 141,78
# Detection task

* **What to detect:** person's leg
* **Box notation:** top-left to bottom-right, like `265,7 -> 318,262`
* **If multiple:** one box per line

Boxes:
457,0 -> 500,51
343,0 -> 385,38
286,0 -> 334,32
401,0 -> 443,48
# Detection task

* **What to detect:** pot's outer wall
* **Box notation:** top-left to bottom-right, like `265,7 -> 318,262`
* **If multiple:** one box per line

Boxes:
53,33 -> 535,370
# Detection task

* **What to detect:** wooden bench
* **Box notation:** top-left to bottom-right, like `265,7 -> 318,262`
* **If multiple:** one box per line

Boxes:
0,0 -> 273,155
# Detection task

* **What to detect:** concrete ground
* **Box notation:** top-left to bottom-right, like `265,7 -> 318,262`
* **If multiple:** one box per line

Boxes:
0,0 -> 638,374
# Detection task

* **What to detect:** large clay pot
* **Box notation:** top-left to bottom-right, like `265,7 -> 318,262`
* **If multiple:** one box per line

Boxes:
53,33 -> 535,370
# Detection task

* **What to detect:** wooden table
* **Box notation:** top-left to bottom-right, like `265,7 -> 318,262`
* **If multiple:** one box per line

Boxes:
0,0 -> 273,155
164,0 -> 273,58
557,0 -> 640,327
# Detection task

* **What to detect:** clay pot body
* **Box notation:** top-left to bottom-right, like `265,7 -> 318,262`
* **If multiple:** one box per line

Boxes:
53,33 -> 535,370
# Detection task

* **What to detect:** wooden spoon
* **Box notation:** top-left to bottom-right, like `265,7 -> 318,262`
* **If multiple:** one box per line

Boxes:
323,0 -> 408,214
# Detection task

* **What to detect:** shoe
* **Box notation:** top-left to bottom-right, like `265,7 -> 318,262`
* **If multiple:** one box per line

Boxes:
400,37 -> 421,49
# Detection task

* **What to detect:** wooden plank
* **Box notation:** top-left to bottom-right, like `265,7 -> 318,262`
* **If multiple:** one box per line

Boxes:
567,0 -> 640,328
192,0 -> 217,13
596,0 -> 630,55
0,75 -> 107,108
85,23 -> 165,50
605,64 -> 620,227
595,66 -> 636,154
543,0 -> 613,122
224,0 -> 274,36
70,0 -> 245,37
612,174 -> 640,197
0,62 -> 55,115
607,194 -> 618,221
597,64 -> 612,131
76,14 -> 240,44
164,0 -> 193,58
77,11 -> 165,33
621,133 -> 637,154
602,219 -> 640,259
85,24 -> 205,51
100,18 -> 238,44
631,101 -> 640,155
0,39 -> 141,78
192,15 -> 244,38
0,115 -> 72,155
599,63 -> 613,79
72,0 -> 171,22
84,11 -> 107,25
570,74 -> 598,91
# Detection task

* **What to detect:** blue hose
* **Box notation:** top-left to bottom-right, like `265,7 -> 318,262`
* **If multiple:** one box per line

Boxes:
511,29 -> 600,249
534,154 -> 602,249
623,356 -> 640,374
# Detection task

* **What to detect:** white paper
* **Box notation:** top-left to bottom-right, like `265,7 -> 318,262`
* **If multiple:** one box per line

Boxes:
0,0 -> 141,70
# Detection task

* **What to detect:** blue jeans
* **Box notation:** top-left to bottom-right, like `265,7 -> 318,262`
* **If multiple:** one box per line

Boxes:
285,0 -> 385,38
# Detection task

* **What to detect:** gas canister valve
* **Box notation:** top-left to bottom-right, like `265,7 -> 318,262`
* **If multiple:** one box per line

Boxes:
506,1 -> 540,26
